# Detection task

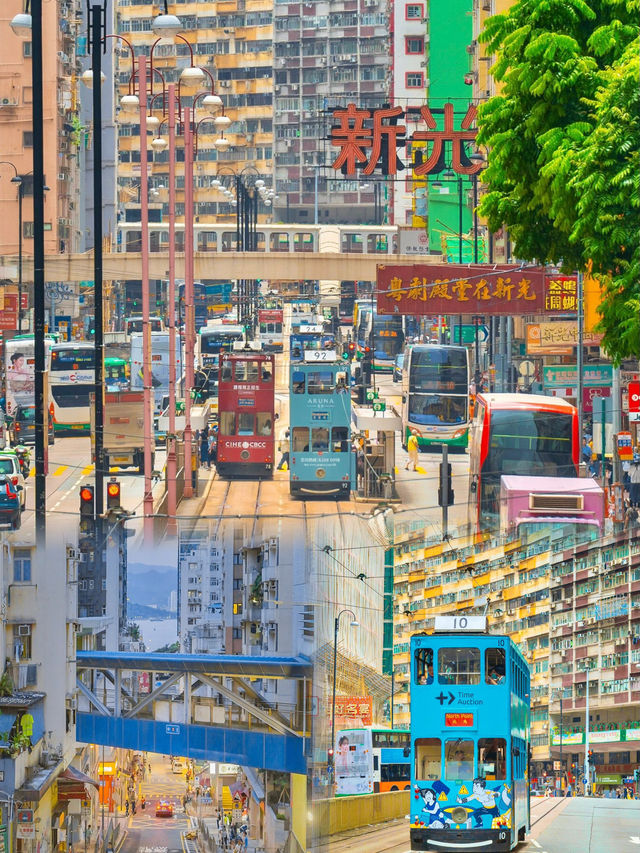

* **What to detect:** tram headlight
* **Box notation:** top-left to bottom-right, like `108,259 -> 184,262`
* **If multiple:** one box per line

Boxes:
315,468 -> 326,479
451,807 -> 468,824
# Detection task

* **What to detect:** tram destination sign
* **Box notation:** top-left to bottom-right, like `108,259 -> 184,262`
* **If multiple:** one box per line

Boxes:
445,712 -> 474,727
377,264 -> 577,317
434,615 -> 486,632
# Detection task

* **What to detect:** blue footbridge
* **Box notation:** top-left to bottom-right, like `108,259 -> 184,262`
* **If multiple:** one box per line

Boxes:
75,651 -> 312,774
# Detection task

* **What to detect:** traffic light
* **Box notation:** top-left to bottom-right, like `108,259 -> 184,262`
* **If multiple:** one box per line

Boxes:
80,485 -> 94,519
438,461 -> 454,507
327,748 -> 334,768
106,479 -> 121,511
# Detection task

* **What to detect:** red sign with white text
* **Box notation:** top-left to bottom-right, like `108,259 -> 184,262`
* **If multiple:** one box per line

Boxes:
0,294 -> 19,330
628,381 -> 640,413
377,264 -> 554,316
333,696 -> 373,726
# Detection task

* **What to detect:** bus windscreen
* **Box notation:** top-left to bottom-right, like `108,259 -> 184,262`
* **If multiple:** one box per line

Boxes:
485,410 -> 574,477
409,349 -> 468,394
408,394 -> 467,426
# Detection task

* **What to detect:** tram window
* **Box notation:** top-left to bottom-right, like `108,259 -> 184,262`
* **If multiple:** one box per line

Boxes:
235,361 -> 259,382
220,412 -> 235,435
292,427 -> 309,452
477,738 -> 506,780
292,371 -> 305,394
336,372 -> 349,392
445,740 -> 474,779
221,361 -> 232,382
331,427 -> 349,452
438,648 -> 480,685
307,370 -> 334,394
237,413 -> 254,435
486,648 -> 506,685
256,413 -> 272,436
311,427 -> 330,451
261,361 -> 273,382
414,648 -> 434,684
414,738 -> 441,781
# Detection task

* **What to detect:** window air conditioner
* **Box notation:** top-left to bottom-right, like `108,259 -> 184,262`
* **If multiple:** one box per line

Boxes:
18,625 -> 31,636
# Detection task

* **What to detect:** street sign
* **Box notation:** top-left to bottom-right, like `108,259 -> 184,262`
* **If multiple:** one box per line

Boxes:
165,724 -> 180,735
452,324 -> 488,345
629,381 -> 640,413
543,364 -> 613,388
366,389 -> 379,401
372,400 -> 386,412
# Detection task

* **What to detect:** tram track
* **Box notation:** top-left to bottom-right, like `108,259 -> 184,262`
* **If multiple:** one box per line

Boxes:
529,795 -> 566,829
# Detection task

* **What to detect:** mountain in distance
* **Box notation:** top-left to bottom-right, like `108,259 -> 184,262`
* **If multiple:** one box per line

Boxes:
127,566 -> 176,610
128,602 -> 176,620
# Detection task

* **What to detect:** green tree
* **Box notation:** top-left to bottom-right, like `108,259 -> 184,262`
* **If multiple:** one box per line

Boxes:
476,0 -> 639,357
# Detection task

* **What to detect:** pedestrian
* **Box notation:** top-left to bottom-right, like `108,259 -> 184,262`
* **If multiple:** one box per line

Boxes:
125,800 -> 129,816
216,811 -> 221,829
141,795 -> 146,811
406,429 -> 419,471
276,428 -> 290,470
200,430 -> 210,469
208,430 -> 217,465
624,500 -> 639,529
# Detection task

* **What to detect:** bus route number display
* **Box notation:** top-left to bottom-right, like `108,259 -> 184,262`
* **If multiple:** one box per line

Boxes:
445,712 -> 474,727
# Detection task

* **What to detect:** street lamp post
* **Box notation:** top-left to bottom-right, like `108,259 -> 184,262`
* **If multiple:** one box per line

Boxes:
330,609 -> 359,779
11,2 -> 47,545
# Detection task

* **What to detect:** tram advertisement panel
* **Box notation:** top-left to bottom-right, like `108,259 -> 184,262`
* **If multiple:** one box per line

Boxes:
335,729 -> 372,796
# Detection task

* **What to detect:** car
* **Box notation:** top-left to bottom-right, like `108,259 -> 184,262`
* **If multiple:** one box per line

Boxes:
0,454 -> 26,509
0,477 -> 21,530
171,760 -> 184,774
10,404 -> 55,445
393,353 -> 404,382
155,801 -> 173,817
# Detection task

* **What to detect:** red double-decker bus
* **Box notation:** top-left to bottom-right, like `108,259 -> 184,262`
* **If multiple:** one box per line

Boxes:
469,393 -> 580,532
216,350 -> 275,478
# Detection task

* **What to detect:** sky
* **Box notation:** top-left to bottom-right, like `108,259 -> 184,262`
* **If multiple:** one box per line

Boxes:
127,537 -> 177,573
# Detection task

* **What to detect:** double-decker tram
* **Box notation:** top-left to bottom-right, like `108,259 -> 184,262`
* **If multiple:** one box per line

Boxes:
409,616 -> 530,852
335,727 -> 411,796
289,351 -> 354,498
469,393 -> 579,532
216,347 -> 275,478
289,325 -> 334,363
365,309 -> 405,372
257,301 -> 284,353
402,345 -> 470,450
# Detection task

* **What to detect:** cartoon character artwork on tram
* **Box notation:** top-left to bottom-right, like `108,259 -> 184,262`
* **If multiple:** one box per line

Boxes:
452,778 -> 512,829
412,779 -> 512,831
414,781 -> 453,828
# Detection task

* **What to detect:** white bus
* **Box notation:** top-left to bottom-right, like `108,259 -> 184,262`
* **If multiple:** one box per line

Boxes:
335,727 -> 411,797
130,331 -> 183,415
49,342 -> 95,432
5,335 -> 56,418
124,315 -> 165,337
401,344 -> 470,450
196,324 -> 246,369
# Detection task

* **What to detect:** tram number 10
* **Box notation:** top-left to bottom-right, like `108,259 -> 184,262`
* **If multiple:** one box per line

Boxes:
434,615 -> 487,632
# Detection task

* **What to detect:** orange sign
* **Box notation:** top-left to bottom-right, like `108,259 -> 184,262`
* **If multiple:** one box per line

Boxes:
445,712 -> 474,727
334,696 -> 373,726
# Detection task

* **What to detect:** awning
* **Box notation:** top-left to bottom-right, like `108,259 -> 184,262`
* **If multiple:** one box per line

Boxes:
57,766 -> 100,801
0,714 -> 16,736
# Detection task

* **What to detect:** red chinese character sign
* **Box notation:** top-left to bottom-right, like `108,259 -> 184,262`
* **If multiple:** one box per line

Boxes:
377,264 -> 554,316
333,696 -> 373,726
330,102 -> 483,177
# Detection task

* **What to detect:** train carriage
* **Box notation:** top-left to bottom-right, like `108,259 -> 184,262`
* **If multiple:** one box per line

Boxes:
216,348 -> 275,478
410,617 -> 530,852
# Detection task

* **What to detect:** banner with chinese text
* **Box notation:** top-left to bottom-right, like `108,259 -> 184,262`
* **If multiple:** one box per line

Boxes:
527,322 -> 603,355
377,264 -> 562,316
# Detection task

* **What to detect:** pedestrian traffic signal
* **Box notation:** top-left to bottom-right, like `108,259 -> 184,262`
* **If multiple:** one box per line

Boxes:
327,748 -> 334,763
80,485 -> 94,518
106,479 -> 121,511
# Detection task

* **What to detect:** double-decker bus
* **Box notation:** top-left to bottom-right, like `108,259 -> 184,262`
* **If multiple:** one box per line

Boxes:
289,352 -> 353,497
104,356 -> 129,391
289,325 -> 334,363
409,618 -> 530,851
335,727 -> 411,796
124,315 -> 165,336
49,342 -> 95,432
178,281 -> 208,332
469,393 -> 580,532
130,331 -> 183,415
363,309 -> 405,372
290,298 -> 319,324
353,300 -> 372,348
196,324 -> 246,368
216,349 -> 275,478
5,335 -> 57,418
401,345 -> 470,449
257,302 -> 284,353
339,281 -> 357,325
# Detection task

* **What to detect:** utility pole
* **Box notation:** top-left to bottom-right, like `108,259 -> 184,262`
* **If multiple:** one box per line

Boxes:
584,668 -> 590,796
439,444 -> 452,539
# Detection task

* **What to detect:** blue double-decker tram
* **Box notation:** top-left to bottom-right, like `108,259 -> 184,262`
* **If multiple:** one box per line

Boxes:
409,616 -> 530,852
289,351 -> 354,498
289,324 -> 335,364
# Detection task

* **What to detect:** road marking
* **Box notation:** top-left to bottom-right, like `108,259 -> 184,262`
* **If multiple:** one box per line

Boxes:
81,464 -> 94,475
28,469 -> 35,478
531,842 -> 542,850
53,465 -> 69,476
415,466 -> 427,474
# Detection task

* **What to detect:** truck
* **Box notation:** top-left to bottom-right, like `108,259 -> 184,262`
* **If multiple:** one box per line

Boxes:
130,331 -> 183,416
90,390 -> 155,472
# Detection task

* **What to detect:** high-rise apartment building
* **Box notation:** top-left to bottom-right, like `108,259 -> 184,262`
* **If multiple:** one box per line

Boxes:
272,0 -> 391,224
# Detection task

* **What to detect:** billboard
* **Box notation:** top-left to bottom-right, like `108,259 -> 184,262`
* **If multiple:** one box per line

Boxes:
527,322 -> 603,354
333,696 -> 373,726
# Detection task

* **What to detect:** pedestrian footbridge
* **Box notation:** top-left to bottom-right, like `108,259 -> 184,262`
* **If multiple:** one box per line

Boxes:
75,651 -> 312,774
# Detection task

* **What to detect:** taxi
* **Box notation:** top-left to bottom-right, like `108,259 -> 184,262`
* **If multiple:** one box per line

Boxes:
155,801 -> 174,818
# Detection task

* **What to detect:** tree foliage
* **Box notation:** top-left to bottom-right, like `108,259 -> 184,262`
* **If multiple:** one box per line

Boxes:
476,0 -> 639,359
